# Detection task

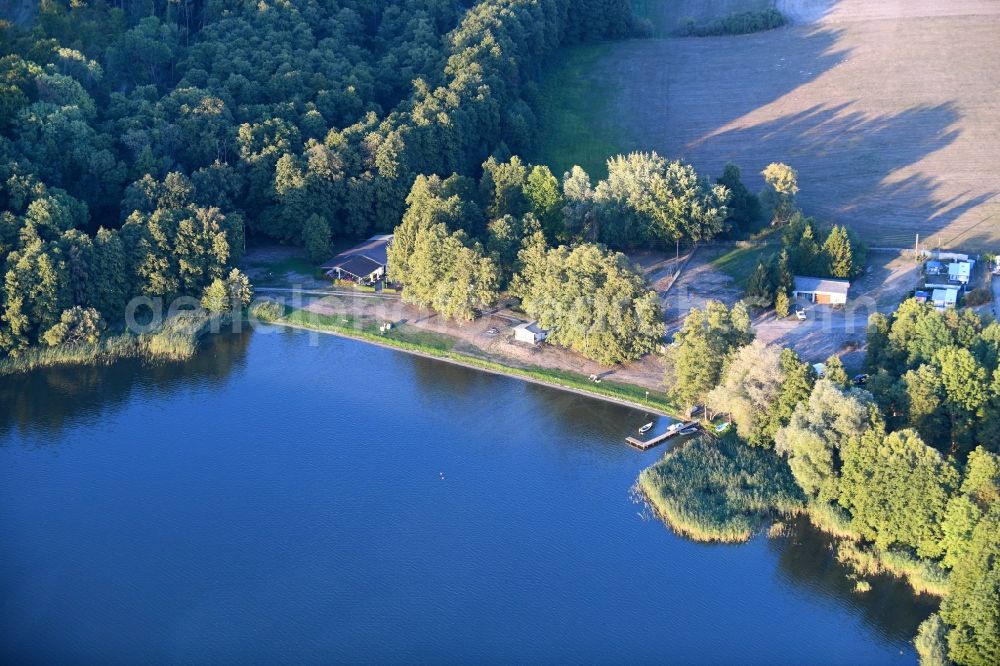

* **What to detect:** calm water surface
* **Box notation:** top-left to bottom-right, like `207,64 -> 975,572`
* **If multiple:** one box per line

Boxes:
1,330 -> 935,664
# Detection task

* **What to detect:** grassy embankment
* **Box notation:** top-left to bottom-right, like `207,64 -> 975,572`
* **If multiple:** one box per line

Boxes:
259,303 -> 680,415
0,310 -> 234,376
638,436 -> 950,595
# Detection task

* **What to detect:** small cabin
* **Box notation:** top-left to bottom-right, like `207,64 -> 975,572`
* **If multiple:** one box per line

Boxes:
321,234 -> 393,285
513,321 -> 547,345
793,276 -> 850,305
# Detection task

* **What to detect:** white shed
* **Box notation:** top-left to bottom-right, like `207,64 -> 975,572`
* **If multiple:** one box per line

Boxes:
513,321 -> 547,345
793,276 -> 850,305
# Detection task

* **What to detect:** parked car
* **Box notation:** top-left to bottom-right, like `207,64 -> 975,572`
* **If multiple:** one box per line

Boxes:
795,308 -> 807,321
853,373 -> 869,386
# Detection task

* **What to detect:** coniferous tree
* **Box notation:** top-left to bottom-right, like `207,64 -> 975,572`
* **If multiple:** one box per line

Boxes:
745,261 -> 774,308
824,225 -> 854,278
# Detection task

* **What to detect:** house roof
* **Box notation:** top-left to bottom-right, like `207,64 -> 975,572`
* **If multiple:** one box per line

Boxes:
948,262 -> 972,279
321,234 -> 393,270
514,321 -> 546,335
327,254 -> 383,279
793,276 -> 851,296
932,288 -> 959,304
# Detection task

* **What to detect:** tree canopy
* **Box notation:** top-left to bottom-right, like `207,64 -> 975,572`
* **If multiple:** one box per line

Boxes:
515,242 -> 663,365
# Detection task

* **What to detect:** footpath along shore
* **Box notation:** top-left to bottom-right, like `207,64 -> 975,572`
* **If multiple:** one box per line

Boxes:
268,302 -> 682,419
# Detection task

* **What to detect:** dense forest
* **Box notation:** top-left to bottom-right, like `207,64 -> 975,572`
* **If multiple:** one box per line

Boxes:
0,0 -> 634,357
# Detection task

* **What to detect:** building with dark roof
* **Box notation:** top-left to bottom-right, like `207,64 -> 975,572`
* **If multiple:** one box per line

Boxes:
321,234 -> 393,284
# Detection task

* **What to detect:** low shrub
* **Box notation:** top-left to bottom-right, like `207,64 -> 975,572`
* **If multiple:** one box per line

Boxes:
963,287 -> 992,306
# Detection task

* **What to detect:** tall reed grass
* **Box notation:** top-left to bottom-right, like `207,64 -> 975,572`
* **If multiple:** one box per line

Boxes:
636,436 -> 805,542
0,309 -> 230,375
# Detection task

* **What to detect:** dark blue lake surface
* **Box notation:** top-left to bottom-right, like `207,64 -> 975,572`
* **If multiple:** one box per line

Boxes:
1,330 -> 934,663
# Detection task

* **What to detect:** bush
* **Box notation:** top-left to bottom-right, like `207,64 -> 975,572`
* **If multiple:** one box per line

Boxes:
775,290 -> 790,317
963,287 -> 992,306
679,9 -> 787,37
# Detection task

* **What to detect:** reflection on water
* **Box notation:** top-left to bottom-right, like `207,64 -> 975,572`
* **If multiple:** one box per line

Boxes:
0,330 -> 930,662
0,332 -> 251,442
771,516 -> 937,643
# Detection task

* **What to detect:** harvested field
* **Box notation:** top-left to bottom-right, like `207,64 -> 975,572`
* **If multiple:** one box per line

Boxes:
536,0 -> 1000,250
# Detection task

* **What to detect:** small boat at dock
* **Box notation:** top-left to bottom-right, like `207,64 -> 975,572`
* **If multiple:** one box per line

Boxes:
638,422 -> 653,434
680,427 -> 698,435
664,422 -> 684,436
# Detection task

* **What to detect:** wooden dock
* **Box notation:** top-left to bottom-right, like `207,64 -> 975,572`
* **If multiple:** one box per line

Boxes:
626,422 -> 698,450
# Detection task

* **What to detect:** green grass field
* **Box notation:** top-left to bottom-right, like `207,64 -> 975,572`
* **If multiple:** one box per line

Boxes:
531,44 -> 631,179
709,245 -> 775,288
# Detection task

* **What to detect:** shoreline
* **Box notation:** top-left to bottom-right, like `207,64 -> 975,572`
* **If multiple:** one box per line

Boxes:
272,317 -> 681,419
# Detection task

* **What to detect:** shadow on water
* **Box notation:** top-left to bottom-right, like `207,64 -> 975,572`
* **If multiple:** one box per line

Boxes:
770,516 -> 938,643
0,331 -> 252,443
401,351 -> 656,458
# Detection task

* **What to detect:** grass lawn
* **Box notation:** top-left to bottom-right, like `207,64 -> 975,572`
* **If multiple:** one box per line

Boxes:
709,245 -> 775,288
531,43 -> 631,179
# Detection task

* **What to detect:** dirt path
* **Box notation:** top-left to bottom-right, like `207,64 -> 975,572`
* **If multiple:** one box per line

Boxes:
294,292 -> 668,392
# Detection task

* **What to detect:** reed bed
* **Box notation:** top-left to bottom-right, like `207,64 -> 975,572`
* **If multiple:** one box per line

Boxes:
0,309 -> 229,375
636,436 -> 805,543
836,540 -> 950,597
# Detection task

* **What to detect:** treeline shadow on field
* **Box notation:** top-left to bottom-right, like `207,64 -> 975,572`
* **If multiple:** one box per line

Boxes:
688,99 -> 995,248
590,7 -> 1000,249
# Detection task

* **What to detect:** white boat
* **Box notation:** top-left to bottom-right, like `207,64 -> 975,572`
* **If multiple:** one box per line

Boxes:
638,422 -> 653,435
680,427 -> 698,435
665,422 -> 684,435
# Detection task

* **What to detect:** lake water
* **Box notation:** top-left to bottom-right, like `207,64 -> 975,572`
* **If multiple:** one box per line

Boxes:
1,329 -> 935,663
